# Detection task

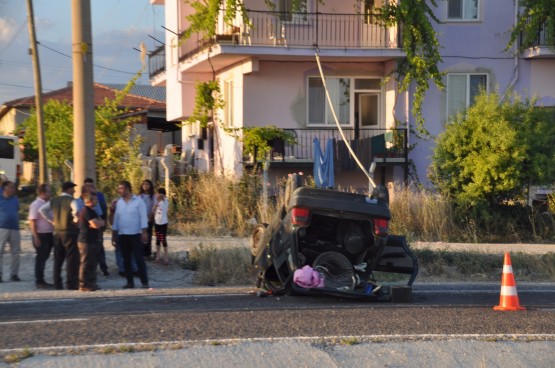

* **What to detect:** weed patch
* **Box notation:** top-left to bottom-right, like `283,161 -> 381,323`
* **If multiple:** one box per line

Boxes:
184,244 -> 254,286
4,348 -> 34,364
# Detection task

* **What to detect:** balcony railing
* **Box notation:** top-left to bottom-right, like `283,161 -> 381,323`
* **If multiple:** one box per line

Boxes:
149,10 -> 402,79
519,20 -> 555,48
254,128 -> 408,170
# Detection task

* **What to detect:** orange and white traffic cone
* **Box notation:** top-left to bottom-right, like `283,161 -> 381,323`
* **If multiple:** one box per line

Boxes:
493,252 -> 525,311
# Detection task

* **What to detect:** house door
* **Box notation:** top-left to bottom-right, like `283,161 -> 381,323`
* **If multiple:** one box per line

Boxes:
361,0 -> 383,47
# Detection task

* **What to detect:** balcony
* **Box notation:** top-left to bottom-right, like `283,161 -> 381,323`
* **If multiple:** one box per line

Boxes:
247,128 -> 408,172
149,10 -> 403,79
520,21 -> 555,59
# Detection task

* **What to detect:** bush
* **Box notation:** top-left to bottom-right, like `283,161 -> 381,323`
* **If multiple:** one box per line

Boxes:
429,91 -> 555,209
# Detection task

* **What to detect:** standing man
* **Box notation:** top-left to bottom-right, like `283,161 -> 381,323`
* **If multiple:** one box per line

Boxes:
77,191 -> 104,292
40,181 -> 79,290
83,178 -> 109,277
111,180 -> 149,289
0,181 -> 21,282
28,183 -> 54,288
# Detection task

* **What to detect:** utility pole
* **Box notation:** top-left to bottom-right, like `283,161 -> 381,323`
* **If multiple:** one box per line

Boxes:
26,0 -> 48,183
71,0 -> 95,192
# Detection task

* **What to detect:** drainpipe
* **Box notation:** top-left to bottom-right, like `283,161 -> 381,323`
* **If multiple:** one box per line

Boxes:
504,0 -> 519,98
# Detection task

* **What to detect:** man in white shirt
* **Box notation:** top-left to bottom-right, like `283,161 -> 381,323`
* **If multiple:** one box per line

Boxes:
111,180 -> 149,289
39,181 -> 80,290
28,184 -> 54,289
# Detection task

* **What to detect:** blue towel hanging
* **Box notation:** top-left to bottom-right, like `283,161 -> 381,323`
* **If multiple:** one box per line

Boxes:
313,137 -> 335,189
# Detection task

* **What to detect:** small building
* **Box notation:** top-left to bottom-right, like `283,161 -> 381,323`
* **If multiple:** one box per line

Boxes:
0,82 -> 178,182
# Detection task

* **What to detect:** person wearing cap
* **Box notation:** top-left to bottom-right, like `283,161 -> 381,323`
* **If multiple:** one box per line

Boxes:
39,181 -> 80,290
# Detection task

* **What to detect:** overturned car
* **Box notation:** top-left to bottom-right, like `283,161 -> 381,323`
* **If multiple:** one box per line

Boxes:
251,178 -> 418,302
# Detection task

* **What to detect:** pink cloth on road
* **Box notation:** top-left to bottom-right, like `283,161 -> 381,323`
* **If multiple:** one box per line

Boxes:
293,265 -> 325,288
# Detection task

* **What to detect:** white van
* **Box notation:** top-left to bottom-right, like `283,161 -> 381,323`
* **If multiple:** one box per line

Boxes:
0,135 -> 21,185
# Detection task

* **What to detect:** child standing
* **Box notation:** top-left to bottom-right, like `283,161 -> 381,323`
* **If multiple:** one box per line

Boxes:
152,188 -> 169,265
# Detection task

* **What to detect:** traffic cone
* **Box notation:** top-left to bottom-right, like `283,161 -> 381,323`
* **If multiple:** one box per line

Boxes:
493,252 -> 525,311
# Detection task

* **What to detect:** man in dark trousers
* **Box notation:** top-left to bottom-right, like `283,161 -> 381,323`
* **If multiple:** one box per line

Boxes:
39,181 -> 80,290
28,183 -> 54,288
111,180 -> 149,289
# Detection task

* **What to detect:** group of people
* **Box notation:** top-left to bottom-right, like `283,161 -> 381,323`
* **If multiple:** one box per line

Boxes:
0,178 -> 169,292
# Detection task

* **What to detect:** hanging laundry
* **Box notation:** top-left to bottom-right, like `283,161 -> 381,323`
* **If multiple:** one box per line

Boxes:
313,137 -> 335,188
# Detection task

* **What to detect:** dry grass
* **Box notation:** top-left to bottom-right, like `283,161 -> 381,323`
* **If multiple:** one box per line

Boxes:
185,244 -> 254,286
389,188 -> 462,242
183,244 -> 555,286
165,174 -> 555,243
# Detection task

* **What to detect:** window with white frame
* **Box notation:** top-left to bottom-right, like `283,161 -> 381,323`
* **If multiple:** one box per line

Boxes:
279,0 -> 308,22
447,0 -> 479,20
446,73 -> 487,119
308,77 -> 382,127
223,79 -> 234,127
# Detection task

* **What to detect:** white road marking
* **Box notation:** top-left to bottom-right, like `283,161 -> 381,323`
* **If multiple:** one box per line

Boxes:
0,318 -> 88,325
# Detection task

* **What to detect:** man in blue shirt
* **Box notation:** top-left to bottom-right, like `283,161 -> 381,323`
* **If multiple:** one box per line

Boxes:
111,180 -> 149,289
0,181 -> 21,282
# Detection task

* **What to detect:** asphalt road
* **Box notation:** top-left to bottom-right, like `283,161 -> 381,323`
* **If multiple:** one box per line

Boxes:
1,283 -> 554,351
1,233 -> 554,366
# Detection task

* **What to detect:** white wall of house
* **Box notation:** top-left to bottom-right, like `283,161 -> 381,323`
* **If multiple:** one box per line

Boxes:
243,60 -> 395,129
0,108 -> 27,135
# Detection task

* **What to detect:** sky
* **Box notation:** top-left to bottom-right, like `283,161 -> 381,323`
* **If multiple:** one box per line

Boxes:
0,0 -> 165,105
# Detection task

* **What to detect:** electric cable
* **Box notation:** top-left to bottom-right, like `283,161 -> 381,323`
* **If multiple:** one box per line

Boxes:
314,51 -> 377,192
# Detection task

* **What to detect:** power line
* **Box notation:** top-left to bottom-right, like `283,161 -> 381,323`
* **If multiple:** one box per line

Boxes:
0,82 -> 53,90
37,42 -> 137,75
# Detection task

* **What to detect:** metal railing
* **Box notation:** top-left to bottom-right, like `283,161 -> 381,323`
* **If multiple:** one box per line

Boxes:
241,10 -> 401,48
265,127 -> 408,170
149,10 -> 402,79
520,20 -> 555,48
149,46 -> 165,79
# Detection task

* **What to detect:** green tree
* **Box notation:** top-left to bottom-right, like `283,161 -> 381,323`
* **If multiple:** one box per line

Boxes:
429,91 -> 555,208
94,81 -> 144,197
20,99 -> 73,174
508,0 -> 555,52
21,81 -> 144,195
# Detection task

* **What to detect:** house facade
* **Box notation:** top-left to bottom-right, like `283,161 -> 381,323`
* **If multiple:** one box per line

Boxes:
149,0 -> 555,190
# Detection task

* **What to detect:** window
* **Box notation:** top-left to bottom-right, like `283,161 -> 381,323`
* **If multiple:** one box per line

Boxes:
308,77 -> 350,125
308,77 -> 381,127
223,80 -> 234,127
0,138 -> 15,159
446,73 -> 487,119
279,0 -> 308,22
447,0 -> 478,20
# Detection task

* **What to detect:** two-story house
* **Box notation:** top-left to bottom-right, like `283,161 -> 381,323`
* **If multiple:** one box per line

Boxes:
149,0 -> 555,190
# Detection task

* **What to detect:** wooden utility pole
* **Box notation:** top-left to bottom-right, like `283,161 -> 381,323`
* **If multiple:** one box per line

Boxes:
71,0 -> 95,191
26,0 -> 48,183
